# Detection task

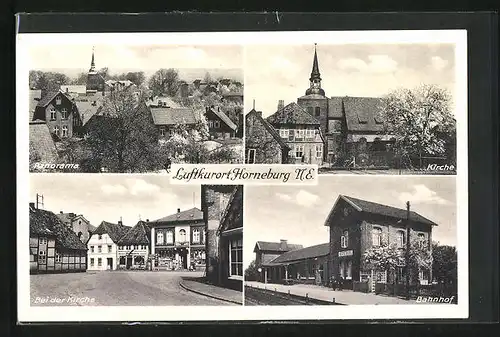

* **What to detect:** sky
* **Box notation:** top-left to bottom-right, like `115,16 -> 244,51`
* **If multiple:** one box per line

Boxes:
29,174 -> 201,227
244,43 -> 456,117
243,176 -> 457,269
29,44 -> 244,82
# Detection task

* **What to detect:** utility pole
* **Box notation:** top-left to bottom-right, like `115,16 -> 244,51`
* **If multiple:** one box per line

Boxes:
405,201 -> 411,300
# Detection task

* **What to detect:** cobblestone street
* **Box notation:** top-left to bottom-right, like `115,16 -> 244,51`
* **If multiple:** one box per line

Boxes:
31,271 -> 236,306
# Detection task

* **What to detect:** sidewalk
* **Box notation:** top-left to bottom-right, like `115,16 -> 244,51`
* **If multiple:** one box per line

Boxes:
179,277 -> 243,305
245,281 -> 413,305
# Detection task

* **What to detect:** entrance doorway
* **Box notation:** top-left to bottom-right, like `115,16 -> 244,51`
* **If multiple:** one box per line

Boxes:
126,256 -> 132,269
179,248 -> 188,269
107,258 -> 113,270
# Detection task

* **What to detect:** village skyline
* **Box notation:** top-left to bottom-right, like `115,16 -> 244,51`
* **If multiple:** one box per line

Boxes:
244,43 -> 456,117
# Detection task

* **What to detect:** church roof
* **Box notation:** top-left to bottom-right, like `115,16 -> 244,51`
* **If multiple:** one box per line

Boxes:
266,102 -> 320,126
340,96 -> 385,133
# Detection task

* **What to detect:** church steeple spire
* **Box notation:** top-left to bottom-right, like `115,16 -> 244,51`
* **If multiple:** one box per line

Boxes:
89,46 -> 96,73
305,43 -> 325,96
310,43 -> 321,82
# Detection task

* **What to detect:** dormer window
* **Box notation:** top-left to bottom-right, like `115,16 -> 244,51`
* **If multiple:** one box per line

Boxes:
55,96 -> 62,105
50,107 -> 56,120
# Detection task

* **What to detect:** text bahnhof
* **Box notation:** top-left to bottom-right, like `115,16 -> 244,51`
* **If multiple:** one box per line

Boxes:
171,167 -> 315,183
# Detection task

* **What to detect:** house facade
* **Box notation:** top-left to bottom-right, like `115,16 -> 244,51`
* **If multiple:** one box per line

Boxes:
253,240 -> 303,282
324,195 -> 436,291
29,203 -> 87,274
117,220 -> 151,270
56,212 -> 95,244
149,208 -> 206,271
32,90 -> 78,139
266,102 -> 325,165
205,106 -> 238,140
215,185 -> 244,291
87,220 -> 130,271
150,106 -> 200,139
245,109 -> 290,164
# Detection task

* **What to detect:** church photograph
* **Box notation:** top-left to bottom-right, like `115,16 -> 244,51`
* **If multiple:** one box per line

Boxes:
243,175 -> 459,305
244,43 -> 457,175
28,44 -> 244,173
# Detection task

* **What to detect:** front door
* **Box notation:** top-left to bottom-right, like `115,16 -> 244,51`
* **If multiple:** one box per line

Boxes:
180,249 -> 188,269
126,256 -> 132,269
107,258 -> 113,270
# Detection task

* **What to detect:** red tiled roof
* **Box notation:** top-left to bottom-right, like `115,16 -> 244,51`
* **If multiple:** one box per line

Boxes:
266,102 -> 320,125
150,107 -> 199,125
151,207 -> 204,223
263,243 -> 330,266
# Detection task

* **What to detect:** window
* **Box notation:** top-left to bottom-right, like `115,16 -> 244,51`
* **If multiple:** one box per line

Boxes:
315,107 -> 321,117
208,120 -> 214,128
214,120 -> 220,128
54,126 -> 59,136
108,245 -> 112,253
157,231 -> 164,245
55,252 -> 61,262
315,144 -> 323,159
246,148 -> 256,164
372,227 -> 382,246
61,108 -> 68,120
98,246 -> 103,253
229,238 -> 243,277
159,127 -> 166,136
179,229 -> 186,243
50,108 -> 56,120
192,229 -> 200,243
306,129 -> 315,140
98,258 -> 102,266
62,126 -> 68,137
166,230 -> 173,244
55,96 -> 62,105
279,129 -> 289,139
38,250 -> 46,264
98,234 -> 102,240
341,230 -> 349,248
39,237 -> 47,245
339,260 -> 352,279
90,258 -> 94,266
397,230 -> 406,248
417,233 -> 427,248
288,131 -> 294,141
295,145 -> 304,158
295,127 -> 305,140
90,245 -> 94,253
202,229 -> 205,243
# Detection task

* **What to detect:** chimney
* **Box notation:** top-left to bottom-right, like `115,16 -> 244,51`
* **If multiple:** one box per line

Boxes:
118,217 -> 123,226
280,239 -> 288,250
29,202 -> 35,210
60,211 -> 63,214
69,213 -> 76,218
277,100 -> 284,111
177,208 -> 181,213
146,219 -> 149,222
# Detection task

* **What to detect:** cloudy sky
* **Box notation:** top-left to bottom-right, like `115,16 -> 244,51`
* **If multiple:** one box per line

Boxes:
243,176 -> 457,268
29,174 -> 201,227
29,44 -> 243,81
244,43 -> 456,117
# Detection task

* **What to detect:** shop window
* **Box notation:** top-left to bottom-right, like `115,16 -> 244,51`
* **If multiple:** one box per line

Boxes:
341,230 -> 349,248
372,227 -> 382,246
229,238 -> 243,277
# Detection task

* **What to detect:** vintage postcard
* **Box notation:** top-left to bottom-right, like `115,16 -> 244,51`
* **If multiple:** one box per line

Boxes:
17,30 -> 467,322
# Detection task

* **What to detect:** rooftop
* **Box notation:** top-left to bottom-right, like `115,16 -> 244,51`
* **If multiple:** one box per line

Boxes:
150,207 -> 204,224
263,243 -> 330,266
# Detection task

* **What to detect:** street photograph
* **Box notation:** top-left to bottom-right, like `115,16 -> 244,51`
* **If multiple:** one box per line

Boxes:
28,174 -> 243,306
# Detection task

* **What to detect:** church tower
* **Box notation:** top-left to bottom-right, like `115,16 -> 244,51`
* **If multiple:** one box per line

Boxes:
305,43 -> 325,97
86,47 -> 105,95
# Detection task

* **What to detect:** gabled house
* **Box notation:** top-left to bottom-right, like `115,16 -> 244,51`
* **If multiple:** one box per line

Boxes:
87,220 -> 131,271
245,109 -> 290,164
56,211 -> 96,244
32,90 -> 78,139
252,240 -> 303,282
266,101 -> 325,165
150,106 -> 200,139
205,106 -> 238,140
117,220 -> 151,270
29,203 -> 88,274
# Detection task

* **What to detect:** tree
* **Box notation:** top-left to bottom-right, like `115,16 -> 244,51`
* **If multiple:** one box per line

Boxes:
30,71 -> 71,91
98,67 -> 109,79
72,72 -> 88,85
148,68 -> 180,96
244,260 -> 259,281
84,90 -> 160,172
432,243 -> 457,286
125,71 -> 146,86
381,84 -> 456,167
203,71 -> 213,84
